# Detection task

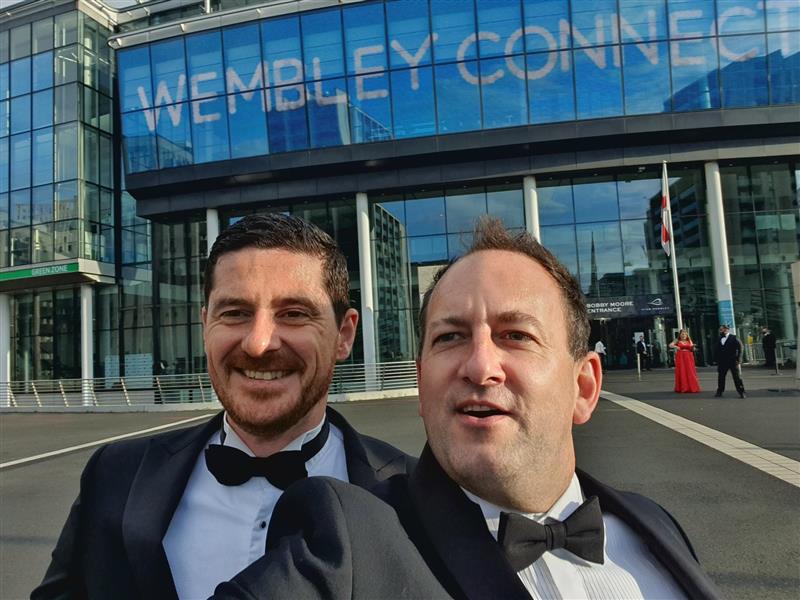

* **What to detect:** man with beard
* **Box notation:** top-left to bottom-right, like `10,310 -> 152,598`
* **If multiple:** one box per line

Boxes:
215,219 -> 720,600
33,214 -> 414,600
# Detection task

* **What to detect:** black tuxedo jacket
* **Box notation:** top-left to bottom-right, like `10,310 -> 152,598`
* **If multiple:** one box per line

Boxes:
714,334 -> 742,367
216,445 -> 722,600
32,407 -> 415,600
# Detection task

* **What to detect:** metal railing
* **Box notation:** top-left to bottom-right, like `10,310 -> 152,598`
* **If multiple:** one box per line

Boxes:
0,361 -> 419,409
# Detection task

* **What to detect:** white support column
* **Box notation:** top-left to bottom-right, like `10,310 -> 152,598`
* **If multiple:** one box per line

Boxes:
80,285 -> 94,406
705,161 -> 736,332
206,208 -> 220,256
523,175 -> 540,241
356,193 -> 377,372
0,294 -> 10,404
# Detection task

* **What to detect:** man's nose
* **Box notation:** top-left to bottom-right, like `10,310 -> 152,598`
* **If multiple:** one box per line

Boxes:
458,330 -> 505,386
241,311 -> 281,357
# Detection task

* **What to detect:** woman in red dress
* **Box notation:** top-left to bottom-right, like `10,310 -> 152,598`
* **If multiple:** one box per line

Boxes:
669,329 -> 701,393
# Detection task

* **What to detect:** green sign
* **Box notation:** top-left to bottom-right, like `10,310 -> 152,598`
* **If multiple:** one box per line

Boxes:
0,262 -> 80,282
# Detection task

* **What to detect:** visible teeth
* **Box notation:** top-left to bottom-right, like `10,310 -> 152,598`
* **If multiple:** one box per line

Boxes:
243,370 -> 289,381
462,405 -> 494,413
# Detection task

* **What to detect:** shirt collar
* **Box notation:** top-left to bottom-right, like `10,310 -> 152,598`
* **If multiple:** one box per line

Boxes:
463,473 -> 585,539
219,413 -> 326,457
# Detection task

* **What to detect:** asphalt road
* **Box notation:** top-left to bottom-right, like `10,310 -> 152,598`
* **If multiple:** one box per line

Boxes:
1,369 -> 798,599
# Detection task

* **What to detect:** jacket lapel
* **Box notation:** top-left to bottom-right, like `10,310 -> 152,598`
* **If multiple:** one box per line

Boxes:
122,413 -> 222,600
407,446 -> 531,600
578,470 -> 722,600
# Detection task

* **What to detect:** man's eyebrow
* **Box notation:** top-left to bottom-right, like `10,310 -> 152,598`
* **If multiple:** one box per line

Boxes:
275,296 -> 322,315
427,316 -> 470,330
209,295 -> 250,310
495,311 -> 544,330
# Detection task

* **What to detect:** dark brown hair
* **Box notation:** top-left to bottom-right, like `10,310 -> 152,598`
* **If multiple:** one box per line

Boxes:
204,214 -> 350,324
418,218 -> 589,359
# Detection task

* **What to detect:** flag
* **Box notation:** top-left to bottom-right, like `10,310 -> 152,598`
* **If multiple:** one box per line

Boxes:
660,161 -> 672,257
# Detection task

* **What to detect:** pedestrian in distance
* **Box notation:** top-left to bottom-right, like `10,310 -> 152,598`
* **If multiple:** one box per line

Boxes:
214,218 -> 721,600
714,325 -> 746,399
669,329 -> 701,393
636,334 -> 651,370
761,326 -> 776,369
594,339 -> 607,367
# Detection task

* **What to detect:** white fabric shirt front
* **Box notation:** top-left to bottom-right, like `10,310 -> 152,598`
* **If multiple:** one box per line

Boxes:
464,475 -> 686,600
720,333 -> 729,345
163,414 -> 349,600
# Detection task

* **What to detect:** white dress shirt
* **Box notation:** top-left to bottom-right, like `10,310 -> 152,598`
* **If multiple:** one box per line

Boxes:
163,414 -> 349,600
464,475 -> 686,599
720,334 -> 729,345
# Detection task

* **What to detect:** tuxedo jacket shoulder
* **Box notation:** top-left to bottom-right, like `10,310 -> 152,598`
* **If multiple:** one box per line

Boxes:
32,408 -> 414,600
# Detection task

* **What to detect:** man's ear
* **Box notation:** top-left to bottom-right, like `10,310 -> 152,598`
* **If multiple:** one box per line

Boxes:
335,308 -> 359,360
573,352 -> 602,425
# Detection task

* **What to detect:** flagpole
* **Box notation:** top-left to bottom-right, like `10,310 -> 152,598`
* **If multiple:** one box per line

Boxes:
663,161 -> 684,332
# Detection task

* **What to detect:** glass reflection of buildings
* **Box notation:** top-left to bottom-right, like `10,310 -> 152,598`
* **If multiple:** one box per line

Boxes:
1,0 -> 798,382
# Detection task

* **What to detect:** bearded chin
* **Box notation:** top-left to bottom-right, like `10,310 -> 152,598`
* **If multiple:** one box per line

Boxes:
214,361 -> 336,440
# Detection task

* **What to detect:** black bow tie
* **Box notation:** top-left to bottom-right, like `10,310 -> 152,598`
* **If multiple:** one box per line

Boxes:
204,420 -> 330,490
498,496 -> 605,571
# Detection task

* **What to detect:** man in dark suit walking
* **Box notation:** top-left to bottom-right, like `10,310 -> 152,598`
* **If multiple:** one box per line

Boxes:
33,215 -> 413,600
636,335 -> 651,370
761,326 -> 776,369
216,219 -> 721,599
714,324 -> 746,398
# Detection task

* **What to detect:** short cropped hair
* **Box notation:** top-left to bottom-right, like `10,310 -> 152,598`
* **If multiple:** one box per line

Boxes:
204,214 -> 351,324
418,218 -> 589,359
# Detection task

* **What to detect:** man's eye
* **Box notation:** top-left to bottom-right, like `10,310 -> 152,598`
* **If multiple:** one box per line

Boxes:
219,310 -> 247,319
505,331 -> 532,342
282,310 -> 309,319
433,332 -> 462,344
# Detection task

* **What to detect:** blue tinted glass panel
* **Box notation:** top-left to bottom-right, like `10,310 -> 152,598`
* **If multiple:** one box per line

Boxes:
223,24 -> 264,95
487,187 -> 524,229
32,127 -> 53,186
10,95 -> 30,134
447,231 -> 474,258
540,224 -> 578,275
191,96 -> 229,163
32,184 -> 53,224
344,3 -> 387,74
302,9 -> 344,80
480,57 -> 527,128
405,194 -> 446,236
308,77 -> 350,147
623,41 -> 670,114
10,133 -> 31,189
270,56 -> 304,92
435,61 -> 481,133
574,47 -> 623,119
571,0 -> 616,48
0,139 -> 8,193
538,182 -> 574,225
122,111 -> 157,173
390,66 -> 436,138
617,176 -> 660,219
766,1 -> 800,31
573,178 -> 619,223
619,0 -> 668,42
431,0 -> 477,63
227,90 -> 269,158
32,89 -> 53,130
719,34 -> 767,107
527,51 -> 575,123
408,235 -> 447,263
0,64 -> 8,100
11,57 -> 31,96
446,188 -> 485,232
523,0 -> 568,51
0,101 -> 7,136
262,16 -> 301,64
346,74 -> 392,143
32,51 -> 53,90
476,0 -> 522,58
186,31 -> 225,98
386,0 -> 432,69
716,0 -> 764,35
267,85 -> 308,152
156,103 -> 192,168
576,221 -> 624,296
150,39 -> 188,108
10,190 -> 30,227
670,37 -> 720,110
118,46 -> 152,112
667,1 -> 716,38
768,32 -> 800,104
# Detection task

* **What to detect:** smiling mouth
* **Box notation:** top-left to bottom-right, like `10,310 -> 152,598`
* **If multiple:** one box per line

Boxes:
242,369 -> 292,381
459,404 -> 506,418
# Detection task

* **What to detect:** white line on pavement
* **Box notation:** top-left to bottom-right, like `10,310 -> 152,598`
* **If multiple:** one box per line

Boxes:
602,390 -> 800,488
0,414 -> 214,470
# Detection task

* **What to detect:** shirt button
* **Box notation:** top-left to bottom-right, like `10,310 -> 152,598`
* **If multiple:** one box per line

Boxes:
260,521 -> 267,529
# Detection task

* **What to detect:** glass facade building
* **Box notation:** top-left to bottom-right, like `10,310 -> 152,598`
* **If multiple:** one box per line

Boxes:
0,0 -> 798,383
